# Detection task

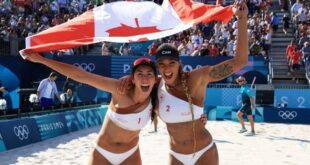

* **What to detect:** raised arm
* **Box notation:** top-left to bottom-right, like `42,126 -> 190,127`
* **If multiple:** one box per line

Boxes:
20,50 -> 119,94
193,1 -> 249,85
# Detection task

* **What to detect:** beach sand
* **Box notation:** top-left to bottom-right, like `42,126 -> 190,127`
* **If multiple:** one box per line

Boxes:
0,120 -> 309,165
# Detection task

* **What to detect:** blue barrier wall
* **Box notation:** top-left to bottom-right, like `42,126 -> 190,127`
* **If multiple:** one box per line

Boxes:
33,113 -> 68,141
205,87 -> 310,109
274,89 -> 310,108
205,86 -> 256,107
206,105 -> 310,124
65,107 -> 106,132
0,105 -> 108,153
1,56 -> 310,110
264,107 -> 310,124
55,56 -> 111,103
110,56 -> 268,83
0,57 -> 20,109
0,118 -> 41,150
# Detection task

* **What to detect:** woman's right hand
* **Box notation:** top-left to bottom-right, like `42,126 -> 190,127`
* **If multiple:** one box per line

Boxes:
19,49 -> 45,63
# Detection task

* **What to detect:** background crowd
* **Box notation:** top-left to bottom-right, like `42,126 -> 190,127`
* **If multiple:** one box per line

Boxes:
0,0 -> 309,58
0,0 -> 310,109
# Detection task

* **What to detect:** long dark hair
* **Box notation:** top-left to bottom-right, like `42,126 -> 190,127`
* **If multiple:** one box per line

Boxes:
131,60 -> 158,122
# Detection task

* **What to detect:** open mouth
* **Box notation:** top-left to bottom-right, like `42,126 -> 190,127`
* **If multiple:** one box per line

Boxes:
141,84 -> 150,92
163,72 -> 173,80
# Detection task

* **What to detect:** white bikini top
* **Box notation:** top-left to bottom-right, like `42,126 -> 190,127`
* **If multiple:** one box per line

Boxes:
158,79 -> 204,123
108,99 -> 152,131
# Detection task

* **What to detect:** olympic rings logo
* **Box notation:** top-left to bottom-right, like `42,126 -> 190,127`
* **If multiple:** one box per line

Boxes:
73,63 -> 96,72
13,125 -> 29,140
278,111 -> 298,120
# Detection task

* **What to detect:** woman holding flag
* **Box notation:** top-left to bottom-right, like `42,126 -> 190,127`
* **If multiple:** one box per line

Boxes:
18,51 -> 158,165
20,0 -> 248,164
119,1 -> 249,164
155,2 -> 248,164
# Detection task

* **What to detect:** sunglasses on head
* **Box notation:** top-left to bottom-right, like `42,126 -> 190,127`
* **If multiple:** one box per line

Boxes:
133,58 -> 152,66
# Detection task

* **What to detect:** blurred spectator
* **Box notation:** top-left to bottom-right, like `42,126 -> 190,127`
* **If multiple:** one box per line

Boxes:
63,77 -> 77,93
60,88 -> 74,104
279,0 -> 289,11
250,38 -> 262,56
294,3 -> 308,24
148,41 -> 158,56
0,79 -> 6,99
0,0 -> 12,14
298,32 -> 310,49
301,41 -> 310,60
199,43 -> 209,56
202,23 -> 213,39
286,41 -> 297,62
289,47 -> 302,81
261,29 -> 271,57
119,43 -> 132,56
213,22 -> 221,45
58,0 -> 69,14
177,40 -> 187,56
227,36 -> 235,56
186,38 -> 193,55
220,25 -> 229,46
291,0 -> 303,20
253,0 -> 262,14
260,0 -> 269,14
282,13 -> 290,34
101,42 -> 110,56
220,45 -> 228,56
209,43 -> 219,57
57,49 -> 74,56
271,12 -> 280,32
50,1 -> 59,14
37,72 -> 61,107
0,79 -> 6,110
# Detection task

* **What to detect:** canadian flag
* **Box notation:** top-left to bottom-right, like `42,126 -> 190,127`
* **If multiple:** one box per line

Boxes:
25,0 -> 233,52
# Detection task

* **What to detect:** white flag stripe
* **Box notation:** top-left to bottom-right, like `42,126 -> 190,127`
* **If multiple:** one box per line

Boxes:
94,1 -> 183,39
93,22 -> 193,43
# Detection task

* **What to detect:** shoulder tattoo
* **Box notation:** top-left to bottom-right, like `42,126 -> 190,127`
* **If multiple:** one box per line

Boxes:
209,63 -> 233,79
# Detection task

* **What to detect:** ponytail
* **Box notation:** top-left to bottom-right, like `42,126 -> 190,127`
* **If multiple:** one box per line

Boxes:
180,68 -> 196,157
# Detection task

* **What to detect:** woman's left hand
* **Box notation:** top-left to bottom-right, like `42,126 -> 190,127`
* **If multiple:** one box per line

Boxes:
232,0 -> 248,20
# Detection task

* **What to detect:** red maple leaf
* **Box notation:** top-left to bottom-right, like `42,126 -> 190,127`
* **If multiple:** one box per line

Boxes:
106,18 -> 162,37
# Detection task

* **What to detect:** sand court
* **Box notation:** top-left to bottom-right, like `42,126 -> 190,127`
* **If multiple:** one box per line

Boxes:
0,120 -> 309,165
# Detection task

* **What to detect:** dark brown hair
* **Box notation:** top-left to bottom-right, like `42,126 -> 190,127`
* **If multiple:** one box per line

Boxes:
49,72 -> 58,78
131,60 -> 158,122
